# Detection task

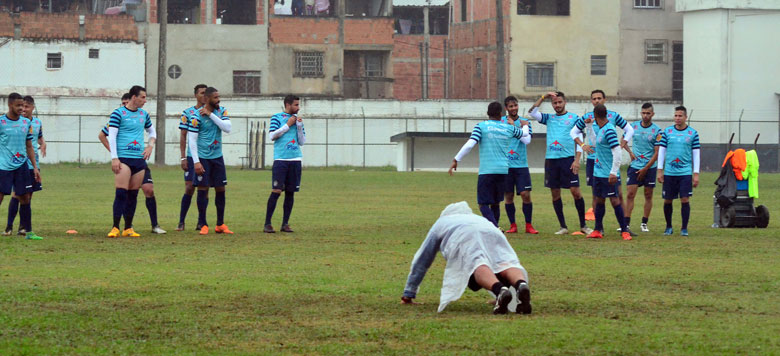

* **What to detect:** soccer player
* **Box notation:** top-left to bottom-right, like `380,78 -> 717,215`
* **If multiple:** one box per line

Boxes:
573,105 -> 630,240
187,87 -> 233,235
4,96 -> 46,236
106,85 -> 156,238
264,95 -> 306,233
657,106 -> 700,236
625,103 -> 661,233
0,93 -> 42,240
449,102 -> 529,227
177,84 -> 207,231
500,96 -> 538,234
401,201 -> 531,314
528,91 -> 591,235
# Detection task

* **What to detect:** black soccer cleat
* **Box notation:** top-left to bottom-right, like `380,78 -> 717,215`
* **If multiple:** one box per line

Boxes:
263,224 -> 276,233
515,282 -> 532,315
280,224 -> 294,233
493,287 -> 512,315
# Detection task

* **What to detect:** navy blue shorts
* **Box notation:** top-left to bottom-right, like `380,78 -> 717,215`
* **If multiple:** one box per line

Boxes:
477,174 -> 506,205
29,168 -> 42,192
627,167 -> 657,188
119,157 -> 147,175
544,157 -> 579,189
184,156 -> 195,182
272,160 -> 302,192
143,167 -> 153,185
662,175 -> 692,200
586,159 -> 595,186
0,165 -> 32,195
592,177 -> 620,198
505,167 -> 532,194
193,156 -> 227,187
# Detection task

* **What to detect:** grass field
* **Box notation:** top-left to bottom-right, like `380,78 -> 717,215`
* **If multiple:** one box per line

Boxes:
1,165 -> 779,355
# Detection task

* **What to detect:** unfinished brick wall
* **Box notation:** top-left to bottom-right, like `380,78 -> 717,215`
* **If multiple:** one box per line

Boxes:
0,13 -> 137,41
392,35 -> 447,101
269,17 -> 339,44
344,18 -> 394,45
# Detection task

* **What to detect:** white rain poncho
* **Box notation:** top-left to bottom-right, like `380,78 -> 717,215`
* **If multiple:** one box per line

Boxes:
403,201 -> 528,312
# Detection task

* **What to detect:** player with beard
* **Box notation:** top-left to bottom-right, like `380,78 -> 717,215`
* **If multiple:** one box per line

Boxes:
177,84 -> 208,231
500,96 -> 537,234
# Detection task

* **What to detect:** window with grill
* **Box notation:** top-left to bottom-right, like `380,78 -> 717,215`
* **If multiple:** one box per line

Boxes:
634,0 -> 662,8
364,54 -> 384,77
89,49 -> 99,59
233,71 -> 261,94
517,0 -> 570,16
47,53 -> 62,69
645,39 -> 667,63
591,55 -> 606,75
295,51 -> 324,77
526,63 -> 554,87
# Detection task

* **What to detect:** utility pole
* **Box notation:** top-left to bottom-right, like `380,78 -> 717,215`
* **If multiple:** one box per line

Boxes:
155,0 -> 168,166
422,0 -> 430,99
495,0 -> 506,106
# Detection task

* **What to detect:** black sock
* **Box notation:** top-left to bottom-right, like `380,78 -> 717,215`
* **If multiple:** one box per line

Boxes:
215,191 -> 226,226
490,282 -> 504,296
594,202 -> 605,231
491,204 -> 500,226
664,203 -> 673,228
19,203 -> 31,232
681,202 -> 690,229
522,202 -> 533,224
514,279 -> 527,290
613,204 -> 627,232
6,196 -> 19,230
179,193 -> 193,224
552,199 -> 566,228
479,205 -> 497,227
265,192 -> 281,226
146,197 -> 158,227
625,216 -> 631,227
282,192 -> 294,225
574,197 -> 586,228
642,216 -> 649,224
505,203 -> 516,224
112,188 -> 127,228
124,190 -> 139,230
197,189 -> 208,227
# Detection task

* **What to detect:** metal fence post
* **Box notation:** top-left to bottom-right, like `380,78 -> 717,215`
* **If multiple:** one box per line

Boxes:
78,115 -> 82,168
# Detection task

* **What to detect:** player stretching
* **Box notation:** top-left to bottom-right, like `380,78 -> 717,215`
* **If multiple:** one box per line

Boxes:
449,102 -> 528,227
501,96 -> 538,234
187,87 -> 233,235
625,103 -> 661,233
177,84 -> 207,231
0,93 -> 42,240
106,86 -> 156,238
4,96 -> 46,236
657,106 -> 700,236
264,95 -> 306,233
528,92 -> 590,235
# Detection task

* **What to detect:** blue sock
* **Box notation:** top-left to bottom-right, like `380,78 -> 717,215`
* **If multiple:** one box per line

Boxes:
681,202 -> 690,229
282,192 -> 294,225
146,197 -> 158,227
215,191 -> 226,226
124,190 -> 139,230
6,196 -> 19,230
664,203 -> 673,228
179,194 -> 193,224
197,189 -> 208,227
613,204 -> 627,232
491,204 -> 500,226
479,205 -> 497,227
19,203 -> 31,232
505,203 -> 516,224
113,188 -> 128,228
574,197 -> 586,228
522,202 -> 533,224
594,202 -> 606,232
552,199 -> 566,228
265,192 -> 280,226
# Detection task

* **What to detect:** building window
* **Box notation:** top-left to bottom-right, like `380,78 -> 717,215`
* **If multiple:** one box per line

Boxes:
89,49 -> 99,59
217,0 -> 257,24
517,0 -> 570,16
645,39 -> 667,63
168,0 -> 201,23
274,0 -> 335,16
168,64 -> 182,79
634,0 -> 662,8
526,63 -> 554,87
591,55 -> 606,75
461,0 -> 467,21
46,53 -> 62,69
475,58 -> 483,78
233,71 -> 261,94
365,54 -> 384,77
345,0 -> 389,17
295,51 -> 324,77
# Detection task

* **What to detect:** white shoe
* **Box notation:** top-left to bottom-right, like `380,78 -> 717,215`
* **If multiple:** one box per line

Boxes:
581,227 -> 594,235
554,227 -> 569,235
640,223 -> 649,232
151,226 -> 167,234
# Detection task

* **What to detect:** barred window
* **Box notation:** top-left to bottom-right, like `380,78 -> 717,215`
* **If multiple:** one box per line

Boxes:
591,55 -> 606,75
295,51 -> 324,77
233,71 -> 261,95
89,49 -> 99,59
365,54 -> 384,77
47,53 -> 62,69
634,0 -> 662,8
475,58 -> 483,78
645,39 -> 667,63
526,63 -> 554,87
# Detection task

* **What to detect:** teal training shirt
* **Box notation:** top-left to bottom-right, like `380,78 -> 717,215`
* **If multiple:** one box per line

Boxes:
539,112 -> 578,159
0,115 -> 33,171
270,112 -> 305,160
108,106 -> 152,159
629,121 -> 662,170
469,120 -> 524,175
26,116 -> 43,169
659,125 -> 700,176
592,122 -> 620,178
500,116 -> 532,168
188,106 -> 229,160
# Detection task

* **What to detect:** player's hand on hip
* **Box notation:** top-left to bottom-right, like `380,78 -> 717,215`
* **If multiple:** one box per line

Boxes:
195,162 -> 205,175
693,173 -> 699,188
111,158 -> 121,174
448,160 -> 458,176
570,160 -> 580,174
608,174 -> 617,185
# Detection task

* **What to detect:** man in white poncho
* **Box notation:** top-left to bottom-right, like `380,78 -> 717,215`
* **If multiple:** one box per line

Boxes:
401,201 -> 532,314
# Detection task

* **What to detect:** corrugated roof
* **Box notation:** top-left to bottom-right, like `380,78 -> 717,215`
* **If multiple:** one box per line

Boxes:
393,0 -> 450,7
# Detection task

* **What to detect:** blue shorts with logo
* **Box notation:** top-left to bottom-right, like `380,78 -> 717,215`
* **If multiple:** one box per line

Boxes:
477,174 -> 506,205
544,157 -> 579,189
627,167 -> 657,188
143,167 -> 153,185
183,156 -> 195,182
193,156 -> 227,187
29,168 -> 42,192
119,157 -> 147,175
662,174 -> 692,200
505,167 -> 532,194
586,158 -> 595,186
272,160 -> 302,192
0,165 -> 32,195
592,176 -> 620,198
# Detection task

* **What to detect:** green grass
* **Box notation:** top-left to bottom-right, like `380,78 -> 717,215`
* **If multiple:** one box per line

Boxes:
1,165 -> 779,355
